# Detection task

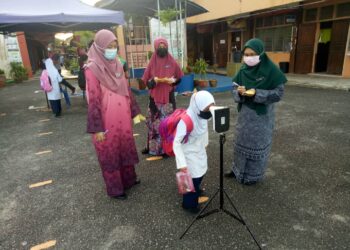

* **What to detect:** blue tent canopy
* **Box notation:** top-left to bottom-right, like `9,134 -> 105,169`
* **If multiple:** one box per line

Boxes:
0,0 -> 125,33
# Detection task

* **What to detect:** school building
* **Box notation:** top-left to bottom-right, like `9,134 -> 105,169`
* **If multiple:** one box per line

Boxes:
187,0 -> 350,78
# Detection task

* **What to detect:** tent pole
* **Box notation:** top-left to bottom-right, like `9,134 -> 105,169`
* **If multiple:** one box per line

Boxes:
157,0 -> 161,37
184,0 -> 188,68
175,0 -> 179,61
179,0 -> 184,68
127,19 -> 135,79
122,25 -> 131,84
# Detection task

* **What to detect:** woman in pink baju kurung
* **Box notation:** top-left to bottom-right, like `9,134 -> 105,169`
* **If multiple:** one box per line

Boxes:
86,29 -> 140,199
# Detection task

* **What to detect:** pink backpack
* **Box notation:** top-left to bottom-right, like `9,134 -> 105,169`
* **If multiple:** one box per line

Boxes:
159,109 -> 194,157
40,70 -> 52,92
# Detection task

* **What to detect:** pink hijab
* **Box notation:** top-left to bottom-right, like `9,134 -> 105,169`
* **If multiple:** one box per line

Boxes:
142,37 -> 183,104
87,29 -> 129,97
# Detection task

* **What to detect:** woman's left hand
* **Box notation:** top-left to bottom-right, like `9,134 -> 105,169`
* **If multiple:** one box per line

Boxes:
168,77 -> 176,84
237,86 -> 246,95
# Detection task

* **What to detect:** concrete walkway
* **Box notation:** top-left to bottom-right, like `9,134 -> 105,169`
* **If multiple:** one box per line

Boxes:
286,73 -> 350,91
131,72 -> 350,96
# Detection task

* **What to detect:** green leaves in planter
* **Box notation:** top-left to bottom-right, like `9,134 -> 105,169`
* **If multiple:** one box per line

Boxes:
193,58 -> 208,80
10,62 -> 28,82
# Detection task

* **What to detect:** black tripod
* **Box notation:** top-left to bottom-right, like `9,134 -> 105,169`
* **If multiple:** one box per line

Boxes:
180,134 -> 262,249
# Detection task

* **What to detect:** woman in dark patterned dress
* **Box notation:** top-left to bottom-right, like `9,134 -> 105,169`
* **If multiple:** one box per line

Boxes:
225,38 -> 287,185
86,29 -> 142,199
141,38 -> 184,157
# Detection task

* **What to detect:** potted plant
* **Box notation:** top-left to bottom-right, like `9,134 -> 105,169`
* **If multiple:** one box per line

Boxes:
0,69 -> 5,88
193,58 -> 208,89
10,62 -> 28,83
209,79 -> 218,88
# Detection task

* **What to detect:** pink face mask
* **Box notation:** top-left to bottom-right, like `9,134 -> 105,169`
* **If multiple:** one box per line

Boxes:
243,55 -> 260,67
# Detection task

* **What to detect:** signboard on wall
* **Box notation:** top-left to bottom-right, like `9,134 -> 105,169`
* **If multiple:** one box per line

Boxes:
5,35 -> 22,63
7,51 -> 22,62
285,15 -> 296,23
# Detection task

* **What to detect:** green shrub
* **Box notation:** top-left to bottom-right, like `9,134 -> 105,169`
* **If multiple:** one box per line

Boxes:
0,69 -> 4,75
68,58 -> 79,71
10,62 -> 28,82
193,58 -> 208,80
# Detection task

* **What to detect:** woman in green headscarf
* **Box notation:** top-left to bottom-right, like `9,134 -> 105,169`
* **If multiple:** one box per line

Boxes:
225,38 -> 287,185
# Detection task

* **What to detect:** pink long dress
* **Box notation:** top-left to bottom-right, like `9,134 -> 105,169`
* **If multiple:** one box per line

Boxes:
85,68 -> 140,197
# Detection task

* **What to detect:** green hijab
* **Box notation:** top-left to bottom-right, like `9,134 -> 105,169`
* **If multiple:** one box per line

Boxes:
232,38 -> 287,115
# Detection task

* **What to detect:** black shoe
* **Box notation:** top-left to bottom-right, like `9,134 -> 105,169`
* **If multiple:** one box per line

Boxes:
134,179 -> 141,185
224,171 -> 236,178
112,193 -> 127,200
141,148 -> 149,155
161,153 -> 169,159
198,188 -> 206,196
243,181 -> 257,186
182,206 -> 200,214
71,88 -> 76,95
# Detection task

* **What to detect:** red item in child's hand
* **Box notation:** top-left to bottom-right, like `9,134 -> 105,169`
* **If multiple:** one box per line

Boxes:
176,171 -> 195,194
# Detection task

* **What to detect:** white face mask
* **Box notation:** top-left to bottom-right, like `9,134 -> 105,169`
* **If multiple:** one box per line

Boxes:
243,55 -> 260,67
104,48 -> 118,60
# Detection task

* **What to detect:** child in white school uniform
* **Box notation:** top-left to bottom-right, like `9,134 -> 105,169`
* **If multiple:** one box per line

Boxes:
173,90 -> 215,213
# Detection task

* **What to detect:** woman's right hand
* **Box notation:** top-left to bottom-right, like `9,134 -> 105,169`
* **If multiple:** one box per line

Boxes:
147,79 -> 156,89
180,167 -> 188,173
237,86 -> 246,95
95,132 -> 105,142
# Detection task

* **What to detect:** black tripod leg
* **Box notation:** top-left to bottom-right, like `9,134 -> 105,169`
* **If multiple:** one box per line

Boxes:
222,208 -> 244,223
198,189 -> 221,219
223,190 -> 262,249
180,189 -> 220,239
223,190 -> 245,222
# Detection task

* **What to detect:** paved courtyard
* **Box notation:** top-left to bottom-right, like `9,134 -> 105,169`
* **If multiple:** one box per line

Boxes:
0,78 -> 349,249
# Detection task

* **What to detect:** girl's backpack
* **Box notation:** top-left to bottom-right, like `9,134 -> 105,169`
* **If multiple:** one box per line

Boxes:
159,109 -> 193,157
40,70 -> 52,92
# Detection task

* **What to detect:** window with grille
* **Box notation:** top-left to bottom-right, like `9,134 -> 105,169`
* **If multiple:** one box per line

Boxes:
256,26 -> 292,52
273,15 -> 285,25
320,5 -> 334,20
336,2 -> 350,18
256,17 -> 263,28
125,16 -> 150,45
305,8 -> 318,22
264,16 -> 273,26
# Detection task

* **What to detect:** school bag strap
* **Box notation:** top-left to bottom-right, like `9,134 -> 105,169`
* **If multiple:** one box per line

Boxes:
180,113 -> 193,143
